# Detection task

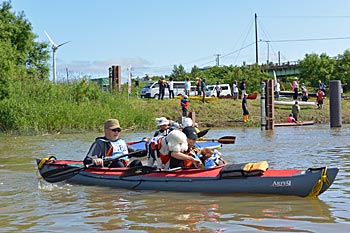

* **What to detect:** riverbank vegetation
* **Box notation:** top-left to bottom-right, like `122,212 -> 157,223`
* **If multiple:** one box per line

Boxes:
1,77 -> 349,136
0,1 -> 349,136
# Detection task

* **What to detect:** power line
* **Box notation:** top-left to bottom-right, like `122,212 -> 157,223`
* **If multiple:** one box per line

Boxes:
259,15 -> 350,18
263,36 -> 350,43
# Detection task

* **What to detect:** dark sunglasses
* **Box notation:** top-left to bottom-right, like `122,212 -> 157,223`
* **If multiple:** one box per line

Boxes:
110,128 -> 121,132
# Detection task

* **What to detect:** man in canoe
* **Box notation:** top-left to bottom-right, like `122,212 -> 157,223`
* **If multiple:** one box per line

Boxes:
83,119 -> 142,168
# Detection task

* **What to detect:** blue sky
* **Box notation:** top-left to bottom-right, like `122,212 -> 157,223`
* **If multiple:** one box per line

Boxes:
8,0 -> 350,82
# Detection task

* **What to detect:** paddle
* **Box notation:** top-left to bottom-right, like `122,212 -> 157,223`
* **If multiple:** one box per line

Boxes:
39,150 -> 147,183
201,136 -> 236,144
197,128 -> 210,138
127,137 -> 149,145
120,166 -> 182,178
120,166 -> 155,178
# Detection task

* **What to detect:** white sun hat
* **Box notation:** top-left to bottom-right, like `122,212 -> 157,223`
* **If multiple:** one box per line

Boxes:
156,117 -> 169,126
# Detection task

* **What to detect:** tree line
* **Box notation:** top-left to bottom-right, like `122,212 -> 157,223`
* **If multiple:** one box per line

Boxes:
166,52 -> 350,94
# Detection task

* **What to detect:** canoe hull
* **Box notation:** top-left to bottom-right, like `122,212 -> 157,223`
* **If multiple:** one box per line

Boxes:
274,121 -> 315,127
274,100 -> 317,106
37,159 -> 338,197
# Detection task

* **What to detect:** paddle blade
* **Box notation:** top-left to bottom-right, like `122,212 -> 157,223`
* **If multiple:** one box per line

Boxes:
217,136 -> 236,144
120,166 -> 155,178
203,136 -> 236,144
127,150 -> 147,158
39,166 -> 83,183
197,128 -> 210,138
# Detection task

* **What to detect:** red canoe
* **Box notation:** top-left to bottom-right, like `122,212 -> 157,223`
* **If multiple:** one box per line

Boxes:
36,158 -> 338,198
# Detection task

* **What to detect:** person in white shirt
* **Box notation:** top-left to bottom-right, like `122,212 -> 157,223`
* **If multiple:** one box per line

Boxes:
233,81 -> 239,100
184,78 -> 191,96
167,77 -> 174,99
275,79 -> 281,100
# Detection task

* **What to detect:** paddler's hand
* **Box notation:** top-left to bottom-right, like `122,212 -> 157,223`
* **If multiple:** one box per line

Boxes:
191,157 -> 202,168
93,158 -> 104,166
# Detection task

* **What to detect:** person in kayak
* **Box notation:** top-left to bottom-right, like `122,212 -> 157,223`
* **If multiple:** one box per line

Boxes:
286,113 -> 297,123
83,119 -> 141,168
153,117 -> 170,137
200,148 -> 226,169
147,128 -> 202,170
169,126 -> 202,169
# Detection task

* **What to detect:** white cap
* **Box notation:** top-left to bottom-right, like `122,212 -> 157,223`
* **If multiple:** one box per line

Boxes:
156,117 -> 169,126
182,117 -> 193,127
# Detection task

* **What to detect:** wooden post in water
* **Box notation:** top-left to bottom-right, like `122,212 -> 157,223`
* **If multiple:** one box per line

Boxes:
266,80 -> 275,130
329,80 -> 342,127
260,81 -> 266,130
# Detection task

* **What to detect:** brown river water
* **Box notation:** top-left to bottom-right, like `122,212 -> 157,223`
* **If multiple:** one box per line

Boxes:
1,125 -> 349,232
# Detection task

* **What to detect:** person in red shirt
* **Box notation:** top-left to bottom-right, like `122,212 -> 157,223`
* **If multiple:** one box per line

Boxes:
317,88 -> 325,109
286,113 -> 297,123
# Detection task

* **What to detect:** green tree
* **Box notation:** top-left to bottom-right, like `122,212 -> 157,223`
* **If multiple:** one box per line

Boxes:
170,64 -> 187,80
242,64 -> 269,94
0,1 -> 49,100
334,50 -> 350,92
201,66 -> 229,85
190,65 -> 201,80
298,53 -> 335,91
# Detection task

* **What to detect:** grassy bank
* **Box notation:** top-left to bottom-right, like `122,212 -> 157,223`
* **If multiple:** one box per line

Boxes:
140,97 -> 350,129
1,78 -> 349,136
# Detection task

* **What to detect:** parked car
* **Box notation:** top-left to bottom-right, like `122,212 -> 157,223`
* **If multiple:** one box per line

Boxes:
141,81 -> 195,98
206,84 -> 232,97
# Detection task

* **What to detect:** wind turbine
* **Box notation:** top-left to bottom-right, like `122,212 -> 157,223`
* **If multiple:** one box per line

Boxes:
44,31 -> 70,83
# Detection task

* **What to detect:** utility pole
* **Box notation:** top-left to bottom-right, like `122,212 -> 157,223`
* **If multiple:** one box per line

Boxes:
215,54 -> 221,66
255,13 -> 259,64
278,51 -> 281,65
66,67 -> 69,83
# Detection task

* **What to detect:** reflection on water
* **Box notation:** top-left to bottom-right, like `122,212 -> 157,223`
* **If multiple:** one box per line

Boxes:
28,184 -> 337,233
1,125 -> 350,232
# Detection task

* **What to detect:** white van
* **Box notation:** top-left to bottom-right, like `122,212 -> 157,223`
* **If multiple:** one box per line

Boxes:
206,84 -> 232,97
141,81 -> 194,98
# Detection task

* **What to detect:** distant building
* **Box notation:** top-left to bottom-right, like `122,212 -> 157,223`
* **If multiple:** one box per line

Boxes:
90,77 -> 110,91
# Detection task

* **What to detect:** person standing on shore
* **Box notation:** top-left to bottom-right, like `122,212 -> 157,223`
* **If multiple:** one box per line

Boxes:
242,93 -> 249,122
292,101 -> 300,121
184,78 -> 191,96
275,79 -> 281,101
233,81 -> 239,101
201,78 -> 207,103
317,88 -> 325,109
158,76 -> 167,100
167,77 -> 174,99
292,77 -> 299,100
214,81 -> 222,97
195,77 -> 201,96
180,95 -> 189,116
239,79 -> 247,96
